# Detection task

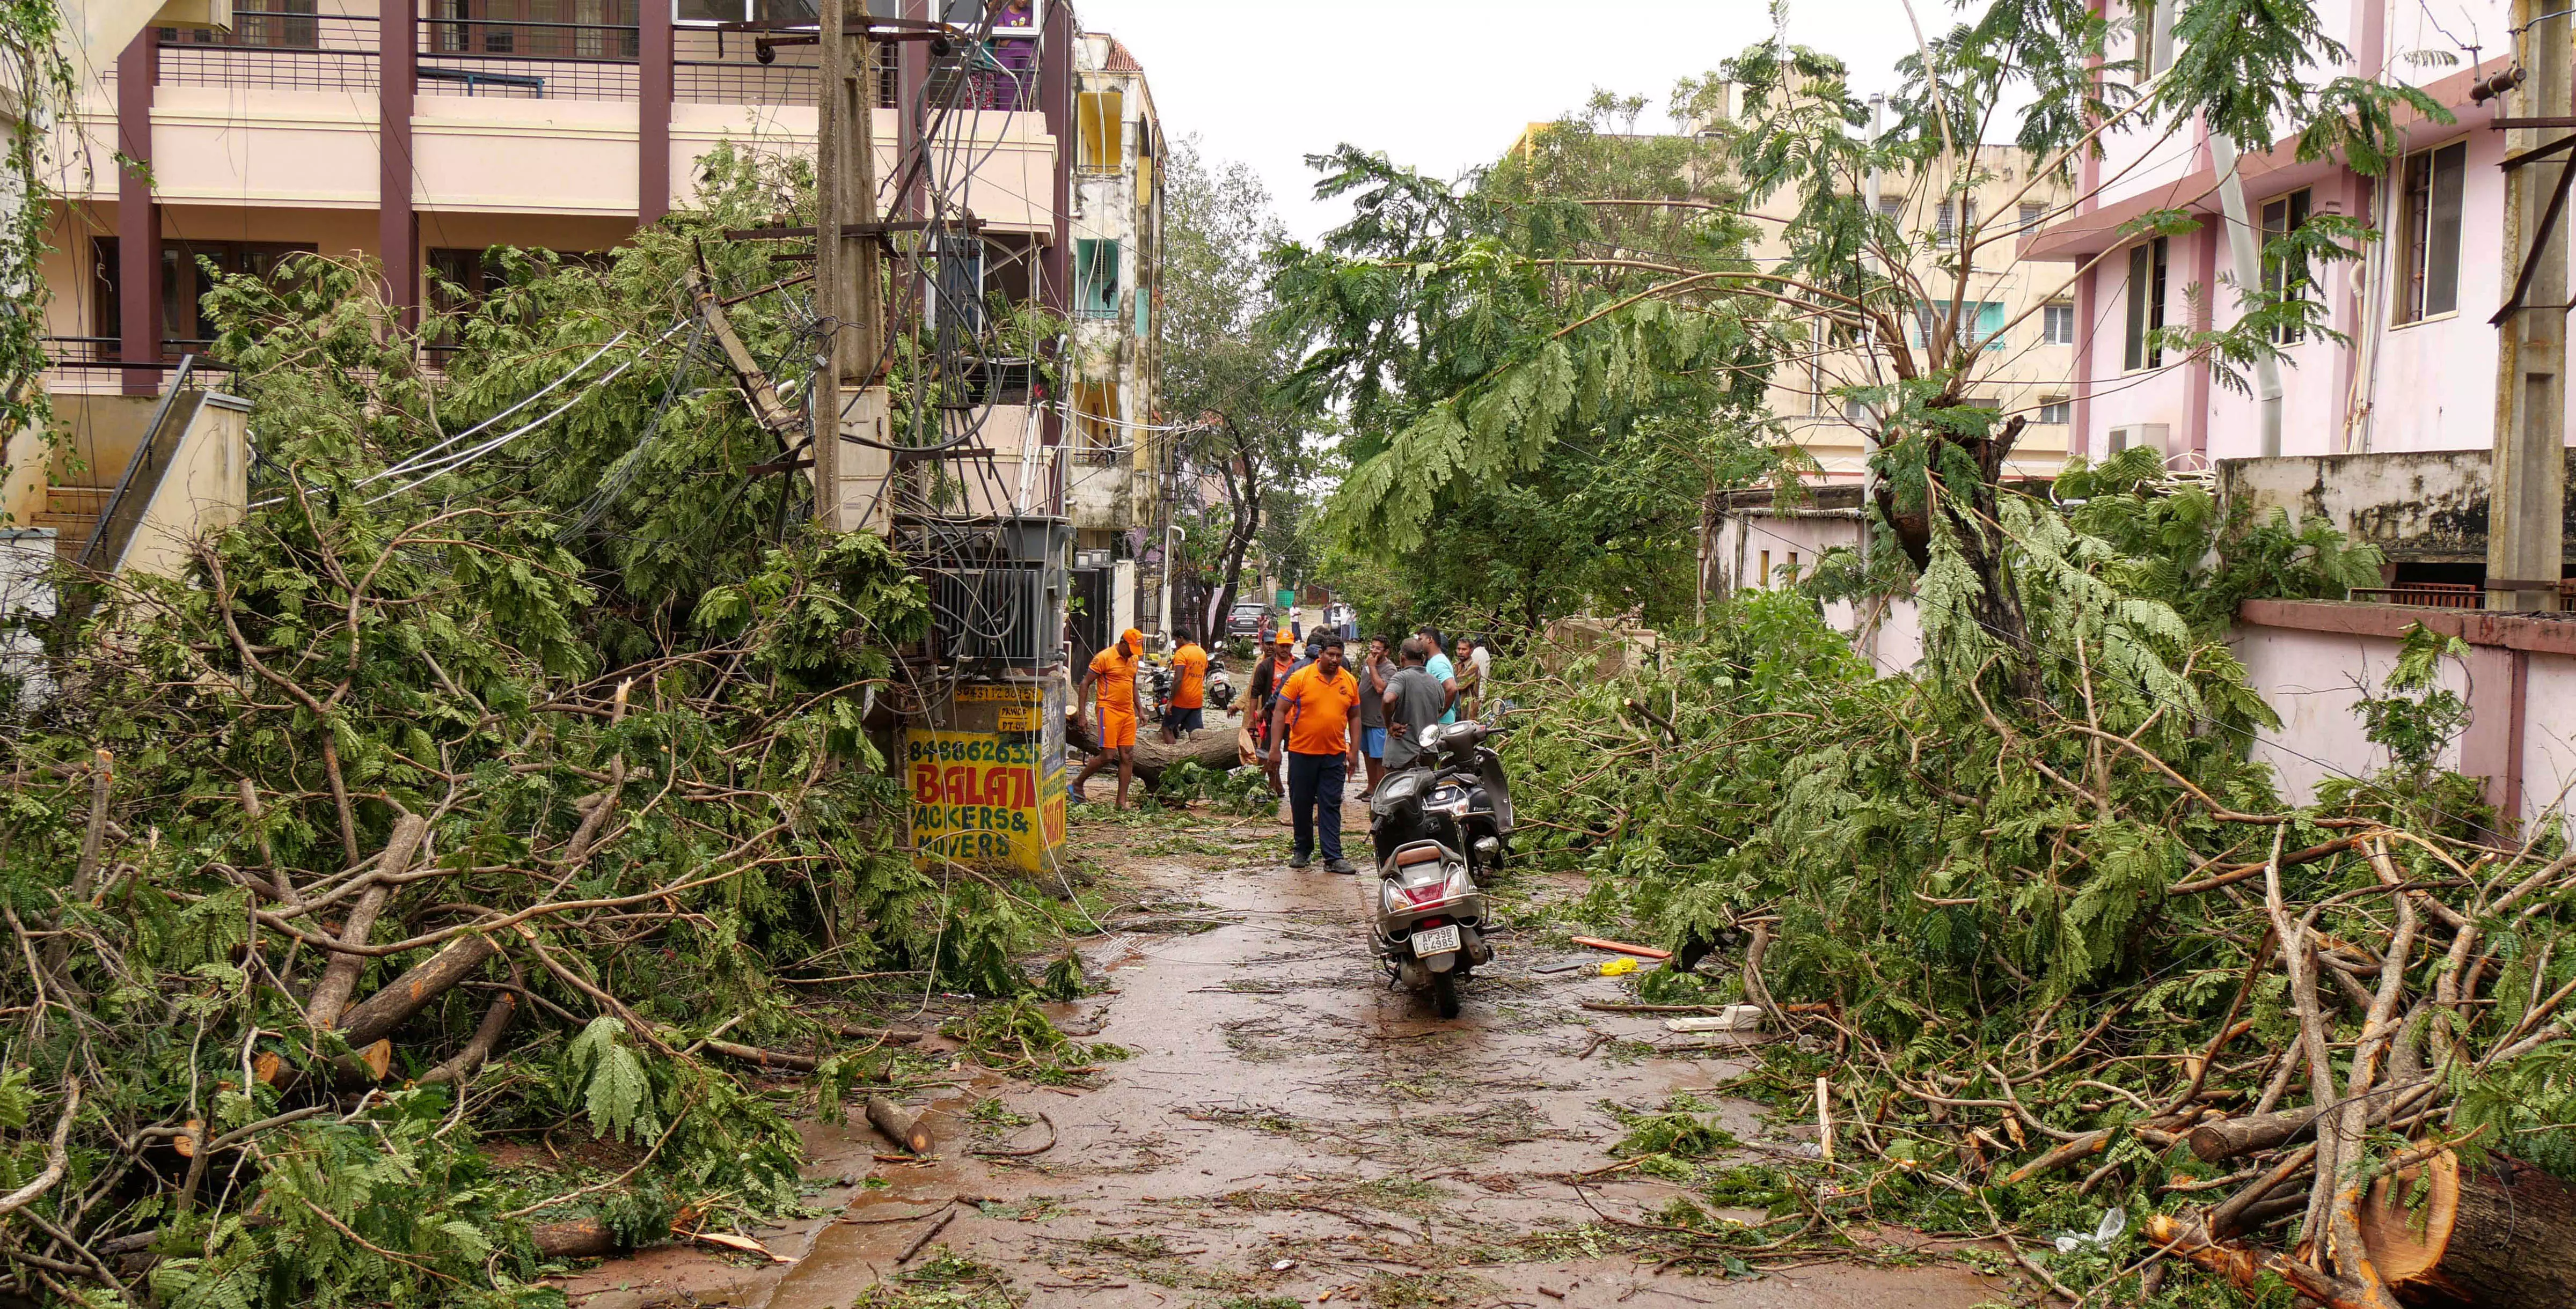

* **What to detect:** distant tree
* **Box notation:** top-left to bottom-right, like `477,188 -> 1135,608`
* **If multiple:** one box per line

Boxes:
1156,136 -> 1320,641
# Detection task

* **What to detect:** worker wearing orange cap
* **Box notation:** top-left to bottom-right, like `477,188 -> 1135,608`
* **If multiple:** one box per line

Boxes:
1074,628 -> 1145,808
1246,626 -> 1301,796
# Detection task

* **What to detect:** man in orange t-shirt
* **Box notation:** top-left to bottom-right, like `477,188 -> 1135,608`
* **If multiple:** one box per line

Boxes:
1161,630 -> 1209,742
1074,627 -> 1144,808
1265,634 -> 1364,872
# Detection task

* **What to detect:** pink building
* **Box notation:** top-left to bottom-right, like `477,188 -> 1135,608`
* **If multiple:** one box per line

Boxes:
2024,0 -> 2522,470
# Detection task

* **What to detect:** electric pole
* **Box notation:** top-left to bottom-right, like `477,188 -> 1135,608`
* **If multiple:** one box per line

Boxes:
815,0 -> 889,533
2490,0 -> 2569,613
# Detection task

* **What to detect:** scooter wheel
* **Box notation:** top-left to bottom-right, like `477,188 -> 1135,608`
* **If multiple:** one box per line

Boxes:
1430,970 -> 1461,1019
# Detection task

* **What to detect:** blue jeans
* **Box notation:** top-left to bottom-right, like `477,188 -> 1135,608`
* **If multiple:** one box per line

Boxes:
1286,751 -> 1346,862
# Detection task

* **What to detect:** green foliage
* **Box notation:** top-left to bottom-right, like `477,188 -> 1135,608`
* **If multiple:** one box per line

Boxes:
0,141 -> 1044,1309
0,0 -> 77,506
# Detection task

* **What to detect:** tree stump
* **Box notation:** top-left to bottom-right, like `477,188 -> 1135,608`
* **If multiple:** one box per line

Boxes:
2359,1150 -> 2576,1306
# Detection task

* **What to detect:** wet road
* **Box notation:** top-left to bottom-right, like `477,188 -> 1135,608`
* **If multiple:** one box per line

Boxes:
564,782 -> 2014,1309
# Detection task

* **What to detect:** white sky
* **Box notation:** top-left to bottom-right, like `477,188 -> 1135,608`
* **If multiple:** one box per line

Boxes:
1072,0 -> 1941,243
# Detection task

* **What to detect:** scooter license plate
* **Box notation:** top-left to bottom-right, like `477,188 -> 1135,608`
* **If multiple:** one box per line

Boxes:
1411,924 -> 1462,957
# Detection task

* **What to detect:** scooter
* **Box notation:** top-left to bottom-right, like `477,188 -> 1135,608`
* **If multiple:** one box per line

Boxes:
1366,707 -> 1516,1018
1143,659 -> 1175,724
1205,657 -> 1236,713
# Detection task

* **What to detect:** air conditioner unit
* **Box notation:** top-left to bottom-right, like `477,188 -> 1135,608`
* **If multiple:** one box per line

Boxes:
2106,423 -> 2170,458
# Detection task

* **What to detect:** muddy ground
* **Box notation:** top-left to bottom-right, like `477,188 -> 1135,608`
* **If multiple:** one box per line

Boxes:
558,771 -> 2022,1309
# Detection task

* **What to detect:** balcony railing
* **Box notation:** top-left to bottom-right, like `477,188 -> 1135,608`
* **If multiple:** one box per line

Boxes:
2348,580 -> 2576,610
159,11 -> 380,94
150,6 -> 912,106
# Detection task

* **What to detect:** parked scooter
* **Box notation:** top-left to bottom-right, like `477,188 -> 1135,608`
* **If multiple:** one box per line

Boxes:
1144,659 -> 1176,724
1204,657 -> 1236,713
1366,704 -> 1516,1018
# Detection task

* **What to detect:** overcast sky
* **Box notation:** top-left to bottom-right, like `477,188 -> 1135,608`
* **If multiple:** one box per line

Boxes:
1072,0 -> 1940,244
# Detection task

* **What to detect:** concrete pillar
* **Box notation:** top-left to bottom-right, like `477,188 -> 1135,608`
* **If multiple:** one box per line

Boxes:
380,0 -> 419,328
114,31 -> 158,396
640,0 -> 672,224
2461,643 -> 2529,832
2489,0 -> 2570,613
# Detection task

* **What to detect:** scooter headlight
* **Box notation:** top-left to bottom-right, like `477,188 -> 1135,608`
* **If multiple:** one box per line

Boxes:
1428,785 -> 1469,817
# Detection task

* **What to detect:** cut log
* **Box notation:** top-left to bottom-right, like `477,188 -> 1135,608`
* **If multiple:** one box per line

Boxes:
867,1094 -> 933,1154
2146,1214 -> 2373,1308
336,933 -> 500,1047
822,1021 -> 930,1045
2188,1079 -> 2432,1164
530,1218 -> 621,1259
2358,1150 -> 2576,1307
1063,711 -> 1248,784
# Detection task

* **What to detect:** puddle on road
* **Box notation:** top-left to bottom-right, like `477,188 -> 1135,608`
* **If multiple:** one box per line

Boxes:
558,794 -> 2012,1309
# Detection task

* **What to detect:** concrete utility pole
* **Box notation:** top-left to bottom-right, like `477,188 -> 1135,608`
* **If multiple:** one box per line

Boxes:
815,0 -> 889,533
2490,0 -> 2570,613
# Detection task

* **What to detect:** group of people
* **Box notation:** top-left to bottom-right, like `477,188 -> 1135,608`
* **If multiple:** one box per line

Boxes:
1069,622 -> 1494,874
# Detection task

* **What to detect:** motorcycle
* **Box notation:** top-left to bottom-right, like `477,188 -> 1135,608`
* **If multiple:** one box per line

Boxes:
1204,657 -> 1235,713
1143,659 -> 1175,724
1366,705 -> 1516,1018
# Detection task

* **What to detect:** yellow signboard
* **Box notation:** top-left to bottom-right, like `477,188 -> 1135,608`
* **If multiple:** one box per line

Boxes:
906,730 -> 1065,873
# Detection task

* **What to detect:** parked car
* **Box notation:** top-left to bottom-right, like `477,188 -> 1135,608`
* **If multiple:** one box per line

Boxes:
1226,602 -> 1268,641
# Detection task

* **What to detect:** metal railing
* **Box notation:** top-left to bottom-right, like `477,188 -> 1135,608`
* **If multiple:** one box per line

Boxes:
79,356 -> 212,574
2348,583 -> 2483,609
147,6 -> 931,106
159,11 -> 380,93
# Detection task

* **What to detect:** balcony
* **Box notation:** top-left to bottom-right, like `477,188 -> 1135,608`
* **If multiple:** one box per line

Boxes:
144,6 -> 994,107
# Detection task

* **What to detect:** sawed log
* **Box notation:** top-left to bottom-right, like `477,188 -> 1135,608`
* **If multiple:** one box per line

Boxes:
867,1094 -> 933,1154
2355,1150 -> 2576,1307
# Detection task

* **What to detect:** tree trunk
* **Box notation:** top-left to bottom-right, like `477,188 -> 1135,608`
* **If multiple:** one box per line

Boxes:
867,1094 -> 932,1153
305,814 -> 428,1029
2188,1080 -> 2432,1164
336,934 -> 499,1048
1064,712 -> 1249,782
2358,1150 -> 2576,1307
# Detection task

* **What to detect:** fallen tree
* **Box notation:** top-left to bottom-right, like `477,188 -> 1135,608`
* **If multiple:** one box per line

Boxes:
1063,709 -> 1252,782
0,146 -> 1076,1308
1502,451 -> 2576,1304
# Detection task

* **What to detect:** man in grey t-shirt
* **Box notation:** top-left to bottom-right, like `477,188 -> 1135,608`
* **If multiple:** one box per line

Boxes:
1381,637 -> 1455,774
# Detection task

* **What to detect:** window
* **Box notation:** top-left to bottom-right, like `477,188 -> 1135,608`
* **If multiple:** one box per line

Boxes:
2397,142 -> 2465,323
1934,196 -> 1975,245
95,238 -> 318,347
1785,551 -> 1801,584
1912,300 -> 2007,348
2019,201 -> 2046,230
1758,550 -> 1771,588
1071,380 -> 1121,465
2123,236 -> 2168,370
2260,188 -> 2313,343
2043,300 -> 2076,345
2135,0 -> 2173,79
435,0 -> 640,59
1875,195 -> 1903,222
1974,300 -> 2006,346
1078,90 -> 1124,172
2038,396 -> 2072,424
1843,396 -> 1874,425
930,233 -> 985,341
1074,238 -> 1119,318
675,0 -> 887,23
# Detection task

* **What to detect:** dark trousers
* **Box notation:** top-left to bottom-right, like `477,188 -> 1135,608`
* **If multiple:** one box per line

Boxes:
1286,750 -> 1346,861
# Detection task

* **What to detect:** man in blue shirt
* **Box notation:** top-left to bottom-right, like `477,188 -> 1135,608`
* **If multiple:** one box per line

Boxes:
1416,626 -> 1459,724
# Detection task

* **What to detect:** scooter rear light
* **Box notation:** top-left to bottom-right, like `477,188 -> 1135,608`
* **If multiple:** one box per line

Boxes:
1400,883 -> 1451,906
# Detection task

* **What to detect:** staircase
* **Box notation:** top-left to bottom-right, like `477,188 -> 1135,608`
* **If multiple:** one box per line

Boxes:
32,486 -> 108,560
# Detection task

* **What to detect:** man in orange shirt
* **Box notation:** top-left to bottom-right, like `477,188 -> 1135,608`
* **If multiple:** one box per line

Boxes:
1266,634 -> 1364,873
1161,629 -> 1209,743
1074,627 -> 1144,808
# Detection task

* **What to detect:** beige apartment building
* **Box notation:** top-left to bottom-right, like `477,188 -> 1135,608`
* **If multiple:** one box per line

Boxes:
1767,149 -> 2080,484
14,0 -> 1172,621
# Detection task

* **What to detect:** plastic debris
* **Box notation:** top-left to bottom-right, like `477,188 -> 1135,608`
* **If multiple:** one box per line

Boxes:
1598,957 -> 1640,977
2053,1207 -> 2127,1254
1664,1006 -> 1765,1033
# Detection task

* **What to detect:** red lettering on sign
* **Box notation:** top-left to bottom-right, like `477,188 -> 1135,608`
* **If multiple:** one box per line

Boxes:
913,763 -> 939,805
